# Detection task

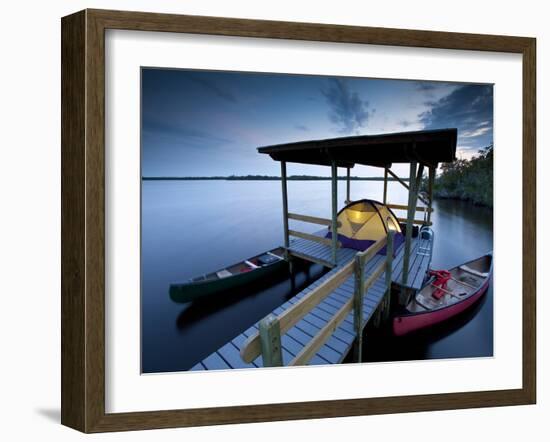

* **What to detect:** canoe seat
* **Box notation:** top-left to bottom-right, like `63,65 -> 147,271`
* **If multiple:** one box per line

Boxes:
244,260 -> 259,269
216,270 -> 232,279
257,254 -> 280,265
459,265 -> 488,278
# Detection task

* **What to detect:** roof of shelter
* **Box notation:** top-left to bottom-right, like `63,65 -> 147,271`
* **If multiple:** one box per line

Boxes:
258,128 -> 457,169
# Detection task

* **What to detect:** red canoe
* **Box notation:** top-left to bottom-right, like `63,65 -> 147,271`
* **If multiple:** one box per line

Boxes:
393,253 -> 493,336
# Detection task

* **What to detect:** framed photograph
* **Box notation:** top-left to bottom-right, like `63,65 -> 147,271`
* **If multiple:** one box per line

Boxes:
61,9 -> 536,433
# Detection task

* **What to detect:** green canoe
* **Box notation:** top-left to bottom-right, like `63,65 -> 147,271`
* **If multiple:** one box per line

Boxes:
169,247 -> 287,303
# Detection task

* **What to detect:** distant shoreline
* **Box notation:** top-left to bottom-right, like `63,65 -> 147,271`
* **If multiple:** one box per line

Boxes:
142,175 -> 407,182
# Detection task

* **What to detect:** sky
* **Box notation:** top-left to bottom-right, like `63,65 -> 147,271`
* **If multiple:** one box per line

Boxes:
141,68 -> 493,177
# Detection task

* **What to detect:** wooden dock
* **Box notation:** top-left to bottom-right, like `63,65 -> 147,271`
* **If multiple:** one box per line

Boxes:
191,233 -> 432,371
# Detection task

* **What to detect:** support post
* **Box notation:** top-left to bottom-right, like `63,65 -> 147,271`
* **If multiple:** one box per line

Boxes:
427,166 -> 435,225
331,161 -> 338,266
383,228 -> 395,321
383,167 -> 388,204
281,161 -> 293,274
259,314 -> 283,367
281,161 -> 289,250
346,167 -> 351,204
402,161 -> 417,285
353,254 -> 365,362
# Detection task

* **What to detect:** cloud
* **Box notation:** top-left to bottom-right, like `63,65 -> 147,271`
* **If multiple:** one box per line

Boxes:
419,84 -> 493,148
321,78 -> 373,134
294,124 -> 310,132
187,73 -> 237,103
398,119 -> 414,128
456,146 -> 480,160
143,117 -> 233,148
461,120 -> 491,138
461,125 -> 491,138
414,82 -> 439,91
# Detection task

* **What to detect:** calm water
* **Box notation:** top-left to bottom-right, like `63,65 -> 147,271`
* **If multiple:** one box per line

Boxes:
141,180 -> 493,373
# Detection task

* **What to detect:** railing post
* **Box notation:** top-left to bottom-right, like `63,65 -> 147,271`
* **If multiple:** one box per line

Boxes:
331,160 -> 338,266
259,314 -> 283,367
353,253 -> 365,362
383,229 -> 395,321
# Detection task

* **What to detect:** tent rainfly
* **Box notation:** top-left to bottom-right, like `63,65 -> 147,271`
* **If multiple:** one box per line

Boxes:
326,199 -> 404,255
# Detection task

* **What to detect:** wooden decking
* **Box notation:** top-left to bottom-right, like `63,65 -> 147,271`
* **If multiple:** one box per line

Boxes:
287,233 -> 357,269
191,234 -> 432,371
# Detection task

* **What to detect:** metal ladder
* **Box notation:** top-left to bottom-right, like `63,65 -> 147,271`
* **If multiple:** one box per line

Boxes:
417,225 -> 434,265
416,192 -> 433,261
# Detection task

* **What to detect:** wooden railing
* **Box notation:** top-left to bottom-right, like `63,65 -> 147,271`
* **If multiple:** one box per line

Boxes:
387,203 -> 433,213
240,229 -> 395,367
288,229 -> 341,248
286,212 -> 342,264
387,203 -> 433,227
287,212 -> 341,227
396,217 -> 432,226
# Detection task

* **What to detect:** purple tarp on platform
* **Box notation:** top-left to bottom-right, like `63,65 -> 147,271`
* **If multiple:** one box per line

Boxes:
325,232 -> 404,257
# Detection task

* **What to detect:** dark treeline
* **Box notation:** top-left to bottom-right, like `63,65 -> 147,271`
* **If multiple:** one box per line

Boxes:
428,145 -> 493,207
142,175 -> 406,182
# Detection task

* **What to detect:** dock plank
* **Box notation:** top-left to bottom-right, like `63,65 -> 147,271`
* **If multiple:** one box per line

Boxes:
202,351 -> 232,370
190,361 -> 206,371
285,325 -> 343,362
301,313 -> 354,345
280,333 -> 307,358
286,295 -> 352,354
309,355 -> 332,365
293,318 -> 348,353
218,342 -> 256,370
289,236 -> 357,268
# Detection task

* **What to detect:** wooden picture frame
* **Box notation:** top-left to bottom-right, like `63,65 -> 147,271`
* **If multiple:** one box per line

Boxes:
61,9 -> 536,433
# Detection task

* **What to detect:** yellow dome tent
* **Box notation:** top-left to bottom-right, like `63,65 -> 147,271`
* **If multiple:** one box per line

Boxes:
327,199 -> 403,252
